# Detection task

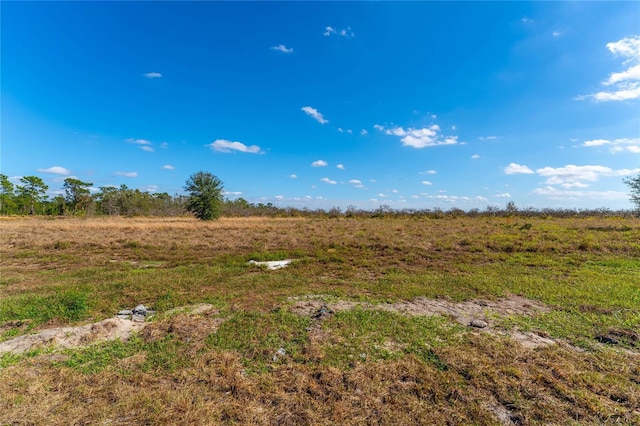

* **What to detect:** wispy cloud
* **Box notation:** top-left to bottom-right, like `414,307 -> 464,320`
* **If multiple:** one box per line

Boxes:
421,181 -> 433,185
360,129 -> 368,135
535,164 -> 639,186
37,166 -> 70,176
162,165 -> 175,170
301,106 -> 328,124
375,124 -> 458,148
533,186 -> 629,201
495,193 -> 512,198
114,171 -> 138,178
323,26 -> 355,38
577,35 -> 640,102
582,137 -> 640,153
270,44 -> 293,53
504,163 -> 534,174
336,164 -> 345,170
127,138 -> 154,152
289,174 -> 298,179
143,72 -> 162,79
420,170 -> 437,175
471,154 -> 480,159
311,160 -> 328,167
209,139 -> 262,154
320,177 -> 337,184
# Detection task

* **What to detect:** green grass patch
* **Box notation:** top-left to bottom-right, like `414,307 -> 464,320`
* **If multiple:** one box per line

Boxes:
320,309 -> 463,370
0,290 -> 89,330
207,309 -> 310,373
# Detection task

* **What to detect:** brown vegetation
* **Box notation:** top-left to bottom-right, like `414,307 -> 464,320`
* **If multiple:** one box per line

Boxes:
0,216 -> 639,424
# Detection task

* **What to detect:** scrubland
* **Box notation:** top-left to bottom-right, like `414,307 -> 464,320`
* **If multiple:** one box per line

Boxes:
0,215 -> 639,425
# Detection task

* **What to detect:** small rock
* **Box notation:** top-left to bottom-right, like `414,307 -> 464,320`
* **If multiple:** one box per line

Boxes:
117,310 -> 132,316
596,335 -> 619,345
131,314 -> 146,322
470,319 -> 488,328
312,304 -> 333,320
272,347 -> 286,361
132,305 -> 147,315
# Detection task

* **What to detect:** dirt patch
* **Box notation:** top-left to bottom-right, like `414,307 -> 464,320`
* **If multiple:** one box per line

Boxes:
379,295 -> 549,325
0,318 -> 146,355
0,303 -> 220,356
290,294 -> 554,349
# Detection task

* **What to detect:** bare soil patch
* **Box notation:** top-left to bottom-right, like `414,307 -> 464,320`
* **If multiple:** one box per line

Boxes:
291,294 -> 555,348
0,318 -> 146,355
0,303 -> 219,356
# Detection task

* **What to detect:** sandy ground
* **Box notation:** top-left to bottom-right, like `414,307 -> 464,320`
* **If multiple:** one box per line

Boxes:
290,294 -> 556,349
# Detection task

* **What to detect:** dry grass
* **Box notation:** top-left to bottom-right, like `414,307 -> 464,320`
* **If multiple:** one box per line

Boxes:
1,216 -> 639,424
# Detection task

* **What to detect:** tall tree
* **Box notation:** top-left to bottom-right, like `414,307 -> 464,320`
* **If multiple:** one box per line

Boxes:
16,176 -> 48,215
63,178 -> 93,215
624,173 -> 640,214
184,171 -> 224,220
0,174 -> 16,214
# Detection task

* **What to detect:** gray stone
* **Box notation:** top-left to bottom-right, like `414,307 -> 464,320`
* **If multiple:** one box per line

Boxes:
131,314 -> 146,322
116,314 -> 131,320
470,319 -> 489,328
132,305 -> 147,315
272,347 -> 286,361
117,310 -> 132,316
596,335 -> 618,345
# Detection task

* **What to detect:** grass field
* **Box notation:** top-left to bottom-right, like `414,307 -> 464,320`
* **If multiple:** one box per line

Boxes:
1,216 -> 639,425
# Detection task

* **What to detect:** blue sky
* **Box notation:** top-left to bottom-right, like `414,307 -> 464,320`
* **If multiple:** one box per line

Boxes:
2,1 -> 639,210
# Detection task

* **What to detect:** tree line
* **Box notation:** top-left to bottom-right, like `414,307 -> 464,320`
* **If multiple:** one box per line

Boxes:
1,172 -> 639,219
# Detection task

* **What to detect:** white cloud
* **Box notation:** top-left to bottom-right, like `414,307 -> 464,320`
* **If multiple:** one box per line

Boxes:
360,129 -> 368,135
311,160 -> 328,167
471,154 -> 480,159
420,170 -> 437,175
504,163 -> 534,174
270,44 -> 293,53
336,164 -> 345,170
552,30 -> 563,37
301,106 -> 328,124
37,166 -> 70,176
226,191 -> 242,196
495,193 -> 511,198
479,136 -> 498,141
144,185 -> 159,192
533,186 -> 629,201
323,26 -> 354,37
160,142 -> 169,149
162,165 -> 175,170
127,138 -> 154,152
143,72 -> 162,79
582,137 -> 640,153
275,195 -> 284,200
375,124 -> 458,148
289,174 -> 298,179
114,171 -> 138,178
578,35 -> 640,102
349,179 -> 364,188
209,139 -> 262,154
321,177 -> 337,185
421,180 -> 433,185
535,164 -> 639,185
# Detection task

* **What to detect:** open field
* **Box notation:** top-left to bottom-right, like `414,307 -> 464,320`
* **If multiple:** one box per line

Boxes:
1,215 -> 639,425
